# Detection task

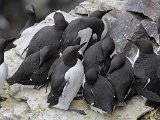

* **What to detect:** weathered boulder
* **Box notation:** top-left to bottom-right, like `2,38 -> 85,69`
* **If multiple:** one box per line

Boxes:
110,11 -> 140,62
123,0 -> 160,22
141,19 -> 159,44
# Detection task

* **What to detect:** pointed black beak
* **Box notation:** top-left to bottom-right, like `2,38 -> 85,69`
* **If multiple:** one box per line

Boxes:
6,77 -> 15,85
79,42 -> 87,50
26,4 -> 35,15
4,38 -> 16,52
89,9 -> 113,19
99,9 -> 113,16
127,39 -> 134,43
7,38 -> 16,43
73,42 -> 87,53
0,96 -> 7,102
106,9 -> 113,13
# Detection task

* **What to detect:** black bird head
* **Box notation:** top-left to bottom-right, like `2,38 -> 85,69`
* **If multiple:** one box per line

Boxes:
54,12 -> 68,30
107,53 -> 126,74
0,38 -> 16,52
127,24 -> 153,54
62,43 -> 86,67
127,38 -> 153,54
85,68 -> 98,85
25,4 -> 36,16
89,9 -> 113,19
101,35 -> 115,57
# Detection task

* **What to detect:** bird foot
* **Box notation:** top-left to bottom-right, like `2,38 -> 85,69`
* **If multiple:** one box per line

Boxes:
69,109 -> 87,115
73,96 -> 83,100
34,84 -> 45,90
0,96 -> 7,102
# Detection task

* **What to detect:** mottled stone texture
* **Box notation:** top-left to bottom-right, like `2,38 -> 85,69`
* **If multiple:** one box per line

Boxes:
124,0 -> 160,22
141,19 -> 159,44
110,12 -> 140,53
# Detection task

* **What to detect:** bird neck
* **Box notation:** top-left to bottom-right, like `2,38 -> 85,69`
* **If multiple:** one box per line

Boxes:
55,22 -> 68,30
0,51 -> 4,64
68,58 -> 78,67
28,14 -> 36,23
139,48 -> 154,54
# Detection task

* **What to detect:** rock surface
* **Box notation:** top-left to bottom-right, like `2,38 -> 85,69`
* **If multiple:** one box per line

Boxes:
110,11 -> 140,54
0,0 -> 158,120
123,0 -> 160,22
141,19 -> 159,44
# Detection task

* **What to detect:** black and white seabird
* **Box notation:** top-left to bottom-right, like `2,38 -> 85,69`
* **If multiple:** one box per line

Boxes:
83,68 -> 116,114
7,46 -> 59,87
47,43 -> 85,110
19,4 -> 37,37
60,13 -> 110,52
106,53 -> 134,105
127,38 -> 160,108
25,12 -> 68,57
83,34 -> 115,76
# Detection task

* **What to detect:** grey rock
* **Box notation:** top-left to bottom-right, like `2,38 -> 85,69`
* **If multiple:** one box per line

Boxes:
130,23 -> 151,42
141,19 -> 159,44
123,0 -> 160,22
2,111 -> 15,120
124,43 -> 138,65
73,1 -> 98,15
126,23 -> 151,64
110,11 -> 140,54
153,0 -> 160,4
92,0 -> 128,10
13,102 -> 30,119
103,9 -> 122,24
6,84 -> 152,120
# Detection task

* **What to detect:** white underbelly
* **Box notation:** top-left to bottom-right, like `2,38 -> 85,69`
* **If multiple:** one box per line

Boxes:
90,105 -> 107,114
54,59 -> 84,110
101,19 -> 109,40
0,62 -> 8,89
82,75 -> 86,88
78,28 -> 93,53
20,23 -> 37,37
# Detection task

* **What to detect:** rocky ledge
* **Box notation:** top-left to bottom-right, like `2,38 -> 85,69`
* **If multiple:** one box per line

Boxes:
1,0 -> 160,120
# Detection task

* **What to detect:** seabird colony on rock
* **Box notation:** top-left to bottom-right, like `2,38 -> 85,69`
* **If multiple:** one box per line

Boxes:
1,3 -> 160,115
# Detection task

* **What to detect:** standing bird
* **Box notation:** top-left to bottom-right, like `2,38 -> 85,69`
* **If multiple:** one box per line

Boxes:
125,24 -> 160,108
89,10 -> 112,41
127,37 -> 160,108
106,53 -> 134,105
47,43 -> 85,110
19,4 -> 37,37
7,46 -> 59,87
26,12 -> 68,57
83,34 -> 115,76
0,38 -> 15,101
83,68 -> 116,114
60,10 -> 111,52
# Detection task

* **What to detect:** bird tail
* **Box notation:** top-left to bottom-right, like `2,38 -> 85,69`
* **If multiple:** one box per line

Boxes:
133,76 -> 160,103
